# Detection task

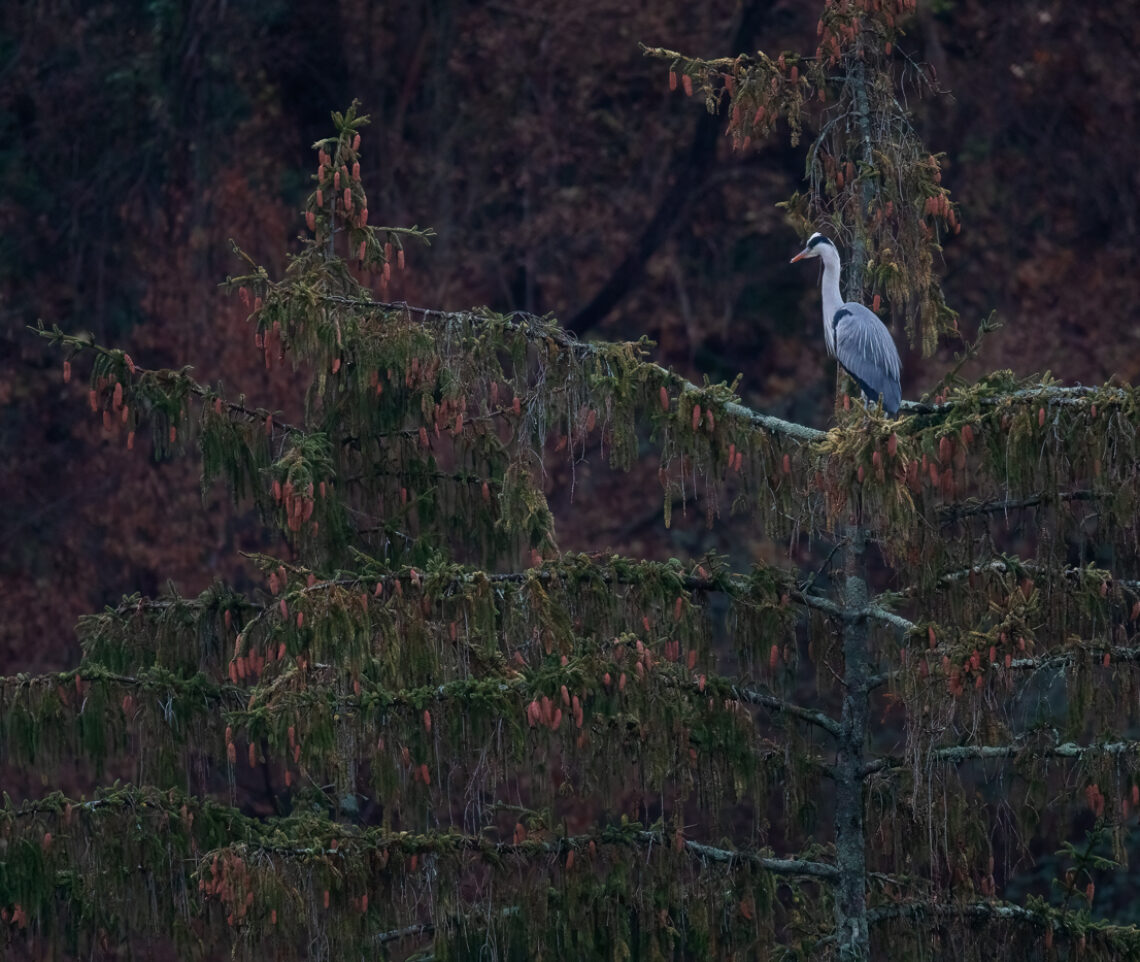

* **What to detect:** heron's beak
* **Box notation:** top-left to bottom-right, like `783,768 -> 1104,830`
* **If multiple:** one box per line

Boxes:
790,248 -> 809,263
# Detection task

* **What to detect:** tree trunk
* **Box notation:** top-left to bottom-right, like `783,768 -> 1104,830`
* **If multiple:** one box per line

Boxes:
834,523 -> 870,961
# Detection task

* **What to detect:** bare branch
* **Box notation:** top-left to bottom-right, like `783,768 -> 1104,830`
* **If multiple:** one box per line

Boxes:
375,922 -> 433,946
863,736 -> 1140,777
672,835 -> 838,879
793,588 -> 917,634
867,899 -> 1051,927
733,685 -> 842,738
937,489 -> 1095,525
894,558 -> 1140,598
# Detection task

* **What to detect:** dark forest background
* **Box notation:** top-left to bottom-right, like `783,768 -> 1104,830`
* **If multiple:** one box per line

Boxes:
2,0 -> 1138,680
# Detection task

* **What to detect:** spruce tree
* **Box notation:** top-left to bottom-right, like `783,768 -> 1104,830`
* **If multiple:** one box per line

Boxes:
6,6 -> 1140,959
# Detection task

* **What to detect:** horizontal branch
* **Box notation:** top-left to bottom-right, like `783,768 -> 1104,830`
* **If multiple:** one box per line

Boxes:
896,558 -> 1140,599
39,308 -> 1133,468
863,735 -> 1140,777
7,788 -> 836,882
101,560 -> 914,680
937,489 -> 1095,525
341,297 -> 830,444
870,639 -> 1140,695
307,564 -> 916,635
901,385 -> 1130,416
107,558 -> 766,619
867,898 -> 1049,927
101,557 -> 830,618
863,605 -> 917,633
672,835 -> 838,879
792,587 -> 917,634
733,685 -> 842,737
247,826 -> 840,883
867,896 -> 1140,951
33,323 -> 301,436
1004,642 -> 1140,674
2,660 -> 845,758
376,921 -> 433,946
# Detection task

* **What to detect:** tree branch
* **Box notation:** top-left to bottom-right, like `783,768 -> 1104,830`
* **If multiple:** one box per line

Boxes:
108,558 -> 917,652
9,788 -> 838,885
375,922 -> 432,945
334,297 -> 831,444
901,385 -> 1131,416
867,899 -> 1051,927
669,834 -> 838,879
792,588 -> 916,634
862,736 -> 1140,778
32,323 -> 300,435
733,685 -> 842,738
864,897 -> 1140,953
893,558 -> 1140,598
937,490 -> 1095,525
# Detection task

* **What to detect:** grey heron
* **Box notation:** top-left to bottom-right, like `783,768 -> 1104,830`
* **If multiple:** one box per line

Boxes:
791,233 -> 902,416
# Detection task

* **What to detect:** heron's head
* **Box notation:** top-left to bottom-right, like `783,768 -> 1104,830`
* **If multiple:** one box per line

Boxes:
789,232 -> 834,263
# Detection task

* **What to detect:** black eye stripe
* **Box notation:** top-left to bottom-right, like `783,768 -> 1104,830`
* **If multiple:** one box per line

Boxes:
807,235 -> 833,249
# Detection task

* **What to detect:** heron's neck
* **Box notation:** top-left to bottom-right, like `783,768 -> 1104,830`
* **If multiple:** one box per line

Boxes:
818,246 -> 843,356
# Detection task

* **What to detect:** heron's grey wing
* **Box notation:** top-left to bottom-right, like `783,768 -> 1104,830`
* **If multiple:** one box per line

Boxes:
832,303 -> 902,414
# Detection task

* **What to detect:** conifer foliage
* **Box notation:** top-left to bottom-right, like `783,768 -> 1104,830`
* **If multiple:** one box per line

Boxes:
6,9 -> 1140,961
